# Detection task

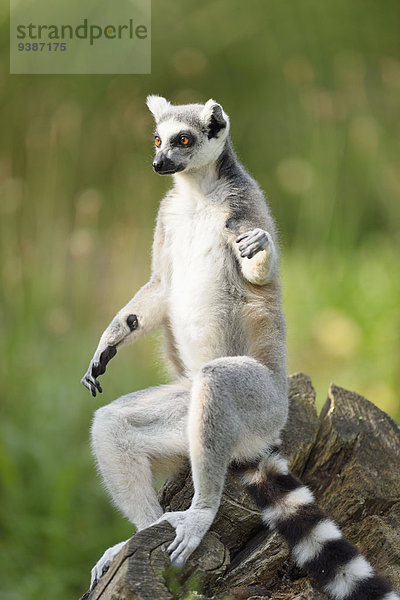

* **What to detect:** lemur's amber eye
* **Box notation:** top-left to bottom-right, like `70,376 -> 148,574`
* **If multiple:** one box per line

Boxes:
179,135 -> 189,146
154,136 -> 161,147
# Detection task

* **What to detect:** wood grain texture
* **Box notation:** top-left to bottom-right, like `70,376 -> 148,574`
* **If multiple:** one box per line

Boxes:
80,374 -> 400,600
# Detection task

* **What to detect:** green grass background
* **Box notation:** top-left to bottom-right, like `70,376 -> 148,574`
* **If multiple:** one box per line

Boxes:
0,0 -> 399,598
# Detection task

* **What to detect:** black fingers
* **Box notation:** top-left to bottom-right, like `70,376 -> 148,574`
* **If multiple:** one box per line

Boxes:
93,378 -> 102,394
126,314 -> 139,331
81,345 -> 117,397
81,372 -> 102,397
236,232 -> 249,243
239,242 -> 262,259
82,318 -> 136,398
237,230 -> 269,259
240,242 -> 262,259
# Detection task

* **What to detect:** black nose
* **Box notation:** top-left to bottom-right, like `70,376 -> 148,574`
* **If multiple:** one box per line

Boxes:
152,154 -> 184,175
152,157 -> 164,172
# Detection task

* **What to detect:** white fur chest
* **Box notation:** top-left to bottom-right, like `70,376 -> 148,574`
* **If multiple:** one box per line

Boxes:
164,191 -> 228,374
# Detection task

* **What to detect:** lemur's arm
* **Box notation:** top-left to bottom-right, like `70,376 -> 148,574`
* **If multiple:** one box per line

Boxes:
231,227 -> 278,285
81,214 -> 167,397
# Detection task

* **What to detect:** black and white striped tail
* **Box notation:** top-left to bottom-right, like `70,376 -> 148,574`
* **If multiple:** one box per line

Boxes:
231,448 -> 399,600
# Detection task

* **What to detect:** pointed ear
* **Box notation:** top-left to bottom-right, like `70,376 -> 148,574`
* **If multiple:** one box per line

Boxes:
201,99 -> 229,139
146,95 -> 171,121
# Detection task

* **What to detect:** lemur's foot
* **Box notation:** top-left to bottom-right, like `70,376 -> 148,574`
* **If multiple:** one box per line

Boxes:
236,228 -> 270,259
90,539 -> 128,590
156,508 -> 216,567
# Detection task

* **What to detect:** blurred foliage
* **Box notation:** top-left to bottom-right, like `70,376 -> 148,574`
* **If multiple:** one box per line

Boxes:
0,0 -> 399,598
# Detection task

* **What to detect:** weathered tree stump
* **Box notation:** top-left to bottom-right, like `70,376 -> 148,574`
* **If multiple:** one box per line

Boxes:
80,374 -> 400,600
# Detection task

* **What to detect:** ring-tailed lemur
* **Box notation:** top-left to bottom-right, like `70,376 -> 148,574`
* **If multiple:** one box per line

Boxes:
82,96 -> 399,600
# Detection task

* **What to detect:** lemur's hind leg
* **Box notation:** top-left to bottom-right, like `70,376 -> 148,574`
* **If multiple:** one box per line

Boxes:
91,381 -> 190,528
90,381 -> 190,589
158,356 -> 288,566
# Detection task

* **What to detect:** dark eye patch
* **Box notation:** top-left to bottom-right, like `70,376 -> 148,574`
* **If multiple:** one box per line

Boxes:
171,131 -> 195,148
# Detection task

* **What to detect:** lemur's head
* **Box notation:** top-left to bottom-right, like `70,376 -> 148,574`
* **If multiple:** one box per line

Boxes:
146,96 -> 230,175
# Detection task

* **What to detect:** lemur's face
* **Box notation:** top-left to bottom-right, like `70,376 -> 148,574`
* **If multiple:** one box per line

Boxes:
146,96 -> 230,175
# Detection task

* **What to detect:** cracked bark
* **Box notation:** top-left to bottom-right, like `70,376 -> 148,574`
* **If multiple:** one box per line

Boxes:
80,373 -> 400,600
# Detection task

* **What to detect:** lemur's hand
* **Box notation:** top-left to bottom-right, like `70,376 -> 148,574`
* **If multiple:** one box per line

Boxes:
81,346 -> 117,397
236,228 -> 270,259
81,314 -> 138,397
